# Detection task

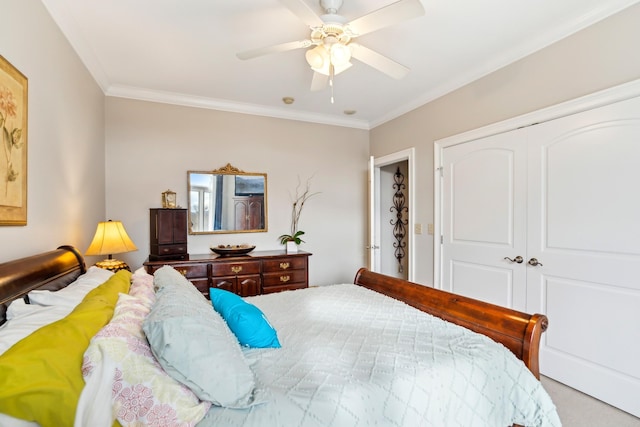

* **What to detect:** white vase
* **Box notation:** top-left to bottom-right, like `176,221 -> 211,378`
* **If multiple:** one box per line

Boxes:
285,241 -> 298,253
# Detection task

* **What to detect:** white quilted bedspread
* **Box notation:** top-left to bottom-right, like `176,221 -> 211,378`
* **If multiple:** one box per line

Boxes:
197,284 -> 561,427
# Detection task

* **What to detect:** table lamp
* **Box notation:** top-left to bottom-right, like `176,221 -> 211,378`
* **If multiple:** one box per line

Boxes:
85,220 -> 138,272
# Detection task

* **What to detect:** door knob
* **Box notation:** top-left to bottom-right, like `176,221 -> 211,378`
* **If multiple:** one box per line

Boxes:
528,258 -> 543,267
504,256 -> 523,264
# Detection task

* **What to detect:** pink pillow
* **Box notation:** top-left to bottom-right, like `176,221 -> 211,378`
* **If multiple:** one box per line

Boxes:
129,268 -> 156,308
82,293 -> 210,426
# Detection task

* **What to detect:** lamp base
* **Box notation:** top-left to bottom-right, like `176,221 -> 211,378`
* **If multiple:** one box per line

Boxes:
95,258 -> 131,272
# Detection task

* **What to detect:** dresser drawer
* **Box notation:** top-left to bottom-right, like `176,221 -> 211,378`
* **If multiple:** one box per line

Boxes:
211,275 -> 260,297
210,260 -> 260,277
190,278 -> 210,298
262,269 -> 307,288
151,243 -> 187,256
172,264 -> 208,279
262,257 -> 306,272
146,263 -> 207,279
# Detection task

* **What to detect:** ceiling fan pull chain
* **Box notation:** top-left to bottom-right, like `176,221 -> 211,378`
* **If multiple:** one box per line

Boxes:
330,63 -> 335,104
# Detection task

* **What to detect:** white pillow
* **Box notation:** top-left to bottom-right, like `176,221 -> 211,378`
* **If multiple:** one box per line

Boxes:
0,413 -> 39,427
27,266 -> 114,307
0,267 -> 114,356
5,298 -> 32,321
0,304 -> 73,355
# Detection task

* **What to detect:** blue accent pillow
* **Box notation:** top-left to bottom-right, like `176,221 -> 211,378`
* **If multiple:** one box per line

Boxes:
209,288 -> 281,348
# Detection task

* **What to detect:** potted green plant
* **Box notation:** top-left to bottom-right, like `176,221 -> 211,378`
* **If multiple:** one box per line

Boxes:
278,177 -> 318,253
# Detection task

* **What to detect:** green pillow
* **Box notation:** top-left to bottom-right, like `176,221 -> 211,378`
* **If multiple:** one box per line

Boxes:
0,270 -> 131,427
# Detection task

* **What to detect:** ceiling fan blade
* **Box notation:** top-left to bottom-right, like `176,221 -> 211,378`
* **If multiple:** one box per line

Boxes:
348,0 -> 425,36
236,40 -> 311,60
350,43 -> 410,79
310,72 -> 329,91
279,0 -> 324,28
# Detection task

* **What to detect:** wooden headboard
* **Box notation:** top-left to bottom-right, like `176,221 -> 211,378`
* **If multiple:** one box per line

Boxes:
0,246 -> 86,325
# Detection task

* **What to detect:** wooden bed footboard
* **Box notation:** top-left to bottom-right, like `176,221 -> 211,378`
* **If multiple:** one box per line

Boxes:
353,268 -> 548,379
0,246 -> 86,325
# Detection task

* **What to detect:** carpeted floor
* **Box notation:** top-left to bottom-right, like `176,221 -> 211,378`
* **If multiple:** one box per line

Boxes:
541,376 -> 640,426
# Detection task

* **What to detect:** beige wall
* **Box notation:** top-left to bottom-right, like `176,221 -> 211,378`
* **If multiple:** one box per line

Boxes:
370,3 -> 640,285
105,98 -> 369,285
0,0 -> 105,262
4,1 -> 640,288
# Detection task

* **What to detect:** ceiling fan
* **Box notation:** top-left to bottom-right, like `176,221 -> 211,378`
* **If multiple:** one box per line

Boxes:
236,0 -> 425,97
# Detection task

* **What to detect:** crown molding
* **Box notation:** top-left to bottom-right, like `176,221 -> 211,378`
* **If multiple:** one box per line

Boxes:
105,85 -> 371,130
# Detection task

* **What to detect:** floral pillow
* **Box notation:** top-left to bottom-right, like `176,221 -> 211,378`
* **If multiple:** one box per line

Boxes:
82,293 -> 210,426
130,267 -> 156,308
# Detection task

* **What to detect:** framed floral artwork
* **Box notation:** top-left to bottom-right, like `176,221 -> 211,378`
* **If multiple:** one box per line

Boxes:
0,55 -> 27,225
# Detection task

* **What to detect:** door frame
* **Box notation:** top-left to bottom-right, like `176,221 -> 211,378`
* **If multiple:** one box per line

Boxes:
433,78 -> 640,288
369,148 -> 416,281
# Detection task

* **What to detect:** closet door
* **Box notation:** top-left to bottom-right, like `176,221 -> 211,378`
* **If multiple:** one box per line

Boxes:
526,95 -> 640,417
441,129 -> 528,310
441,94 -> 640,416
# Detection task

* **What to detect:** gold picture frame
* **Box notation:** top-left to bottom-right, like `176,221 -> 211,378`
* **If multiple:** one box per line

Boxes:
0,55 -> 27,225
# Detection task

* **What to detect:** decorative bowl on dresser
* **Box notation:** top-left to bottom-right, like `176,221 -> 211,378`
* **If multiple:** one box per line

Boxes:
143,250 -> 311,298
209,244 -> 256,256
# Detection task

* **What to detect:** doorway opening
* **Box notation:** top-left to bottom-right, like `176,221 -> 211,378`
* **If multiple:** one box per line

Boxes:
369,148 -> 415,281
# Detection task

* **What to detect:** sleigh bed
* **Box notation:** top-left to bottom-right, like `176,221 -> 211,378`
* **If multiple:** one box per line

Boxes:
0,246 -> 560,427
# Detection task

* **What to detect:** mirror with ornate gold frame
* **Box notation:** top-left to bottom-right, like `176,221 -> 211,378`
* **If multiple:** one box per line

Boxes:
188,164 -> 268,234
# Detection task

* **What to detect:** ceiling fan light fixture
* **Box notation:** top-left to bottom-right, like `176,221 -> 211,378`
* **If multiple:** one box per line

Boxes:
311,60 -> 351,76
305,45 -> 327,69
237,0 -> 426,97
330,43 -> 351,66
306,40 -> 352,76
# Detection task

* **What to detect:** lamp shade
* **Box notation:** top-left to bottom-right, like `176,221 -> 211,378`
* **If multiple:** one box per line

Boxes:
85,220 -> 138,256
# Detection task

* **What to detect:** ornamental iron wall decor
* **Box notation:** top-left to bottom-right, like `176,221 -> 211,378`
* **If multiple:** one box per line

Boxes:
390,166 -> 408,272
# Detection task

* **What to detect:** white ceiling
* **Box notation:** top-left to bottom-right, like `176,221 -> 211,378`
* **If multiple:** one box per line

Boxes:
41,0 -> 640,129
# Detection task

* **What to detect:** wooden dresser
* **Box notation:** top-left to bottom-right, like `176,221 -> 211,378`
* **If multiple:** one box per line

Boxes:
143,250 -> 311,298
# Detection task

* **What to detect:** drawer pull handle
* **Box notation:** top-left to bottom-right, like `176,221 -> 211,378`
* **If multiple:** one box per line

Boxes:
178,269 -> 187,276
280,275 -> 290,283
231,266 -> 243,274
279,262 -> 290,270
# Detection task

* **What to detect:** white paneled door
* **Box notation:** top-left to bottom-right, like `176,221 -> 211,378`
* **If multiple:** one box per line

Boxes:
441,95 -> 640,417
441,129 -> 528,311
526,96 -> 640,418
